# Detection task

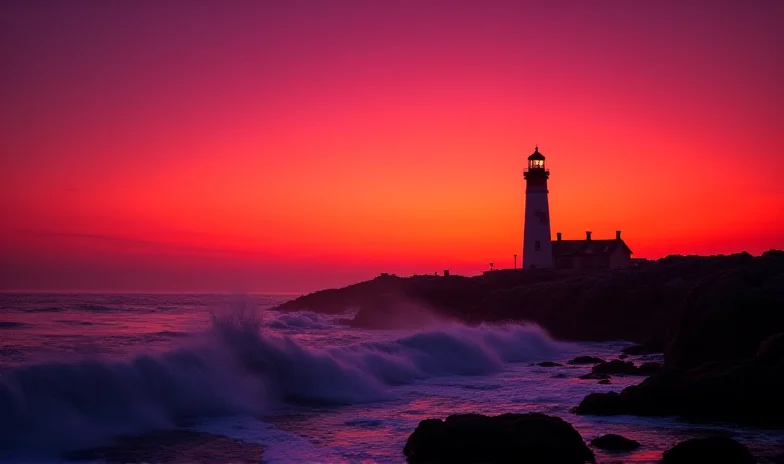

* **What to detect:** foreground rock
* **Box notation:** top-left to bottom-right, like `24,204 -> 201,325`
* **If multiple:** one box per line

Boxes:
661,437 -> 755,464
589,434 -> 640,451
403,413 -> 595,463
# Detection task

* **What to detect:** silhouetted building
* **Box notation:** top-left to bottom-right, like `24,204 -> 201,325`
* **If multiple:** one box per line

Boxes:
552,230 -> 633,270
522,146 -> 553,269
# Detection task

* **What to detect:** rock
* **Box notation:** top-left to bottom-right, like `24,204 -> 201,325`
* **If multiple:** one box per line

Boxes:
574,392 -> 625,416
403,413 -> 596,464
579,372 -> 610,380
637,361 -> 662,375
663,252 -> 784,370
591,360 -> 640,376
574,336 -> 784,425
590,434 -> 640,451
661,437 -> 755,464
756,332 -> 784,360
621,342 -> 663,356
598,379 -> 611,385
590,360 -> 660,376
538,361 -> 563,367
568,356 -> 605,365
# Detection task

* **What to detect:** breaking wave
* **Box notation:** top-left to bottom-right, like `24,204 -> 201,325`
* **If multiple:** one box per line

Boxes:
0,312 -> 568,453
267,311 -> 330,330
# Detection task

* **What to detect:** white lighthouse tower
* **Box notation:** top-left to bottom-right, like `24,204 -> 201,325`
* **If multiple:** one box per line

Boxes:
522,146 -> 553,269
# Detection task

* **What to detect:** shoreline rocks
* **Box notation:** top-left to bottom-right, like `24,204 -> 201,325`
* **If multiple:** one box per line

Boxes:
403,413 -> 596,463
574,333 -> 784,426
590,360 -> 661,376
575,251 -> 783,427
538,361 -> 563,367
568,356 -> 605,365
621,342 -> 663,356
590,434 -> 640,451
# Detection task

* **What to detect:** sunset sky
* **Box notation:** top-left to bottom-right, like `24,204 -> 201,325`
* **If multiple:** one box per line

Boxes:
1,0 -> 782,293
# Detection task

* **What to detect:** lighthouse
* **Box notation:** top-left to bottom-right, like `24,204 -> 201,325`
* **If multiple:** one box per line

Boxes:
522,146 -> 553,269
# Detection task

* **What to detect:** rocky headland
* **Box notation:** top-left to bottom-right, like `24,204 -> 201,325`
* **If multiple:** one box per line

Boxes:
274,250 -> 783,346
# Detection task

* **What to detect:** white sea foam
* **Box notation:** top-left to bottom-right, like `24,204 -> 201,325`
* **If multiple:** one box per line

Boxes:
0,310 -> 568,453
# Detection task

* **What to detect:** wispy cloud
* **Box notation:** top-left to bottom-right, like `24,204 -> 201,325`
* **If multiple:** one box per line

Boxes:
25,230 -> 269,258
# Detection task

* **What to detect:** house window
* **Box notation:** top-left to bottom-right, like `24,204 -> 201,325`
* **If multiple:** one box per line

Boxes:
535,240 -> 541,251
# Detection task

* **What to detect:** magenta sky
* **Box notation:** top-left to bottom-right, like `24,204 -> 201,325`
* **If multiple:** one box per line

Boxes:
1,1 -> 783,293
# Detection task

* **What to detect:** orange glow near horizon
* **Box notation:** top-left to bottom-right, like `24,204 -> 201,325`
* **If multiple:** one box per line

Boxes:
1,1 -> 782,293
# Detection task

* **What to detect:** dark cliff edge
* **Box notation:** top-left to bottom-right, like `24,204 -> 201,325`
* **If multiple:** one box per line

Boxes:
273,250 -> 784,346
572,249 -> 784,427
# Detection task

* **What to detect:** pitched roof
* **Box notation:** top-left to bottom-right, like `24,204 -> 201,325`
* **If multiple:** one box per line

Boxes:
552,239 -> 633,257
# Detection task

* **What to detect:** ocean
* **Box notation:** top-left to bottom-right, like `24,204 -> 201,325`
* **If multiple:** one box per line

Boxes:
1,293 -> 782,463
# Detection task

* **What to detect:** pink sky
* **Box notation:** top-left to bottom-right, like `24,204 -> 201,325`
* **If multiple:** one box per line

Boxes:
1,0 -> 782,293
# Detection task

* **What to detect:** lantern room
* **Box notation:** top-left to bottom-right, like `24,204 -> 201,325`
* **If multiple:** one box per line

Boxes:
527,145 -> 546,170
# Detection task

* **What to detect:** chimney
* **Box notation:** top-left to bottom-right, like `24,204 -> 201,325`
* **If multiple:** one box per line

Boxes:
616,230 -> 622,240
586,231 -> 592,241
556,232 -> 562,241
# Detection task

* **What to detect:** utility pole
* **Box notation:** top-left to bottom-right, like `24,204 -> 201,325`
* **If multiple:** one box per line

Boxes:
514,254 -> 517,269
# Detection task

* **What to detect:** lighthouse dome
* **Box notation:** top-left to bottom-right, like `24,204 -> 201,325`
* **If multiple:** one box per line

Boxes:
528,146 -> 545,160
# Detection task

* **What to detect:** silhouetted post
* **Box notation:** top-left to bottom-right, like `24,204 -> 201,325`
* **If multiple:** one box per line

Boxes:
490,262 -> 494,271
514,254 -> 517,269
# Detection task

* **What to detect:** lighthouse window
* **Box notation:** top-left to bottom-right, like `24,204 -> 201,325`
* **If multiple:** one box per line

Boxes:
535,240 -> 541,251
